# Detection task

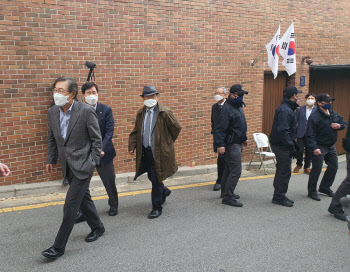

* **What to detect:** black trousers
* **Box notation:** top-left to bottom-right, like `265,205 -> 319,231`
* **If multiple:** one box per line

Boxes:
53,165 -> 102,249
271,145 -> 292,200
308,145 -> 338,195
96,161 -> 118,207
142,147 -> 170,211
221,144 -> 242,201
216,153 -> 226,185
329,152 -> 350,212
295,136 -> 312,168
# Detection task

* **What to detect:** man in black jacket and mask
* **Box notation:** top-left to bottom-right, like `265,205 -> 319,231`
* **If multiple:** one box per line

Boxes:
270,86 -> 302,207
306,93 -> 347,201
214,84 -> 248,207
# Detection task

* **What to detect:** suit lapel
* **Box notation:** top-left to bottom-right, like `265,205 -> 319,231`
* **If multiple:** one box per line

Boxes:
53,106 -> 64,142
64,102 -> 81,143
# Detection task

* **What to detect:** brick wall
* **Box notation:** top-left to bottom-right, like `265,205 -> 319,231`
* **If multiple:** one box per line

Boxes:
1,0 -> 350,186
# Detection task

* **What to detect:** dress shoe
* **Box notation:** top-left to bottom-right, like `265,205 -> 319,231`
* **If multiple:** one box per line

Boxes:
162,189 -> 171,204
308,193 -> 321,201
62,177 -> 69,185
222,199 -> 243,207
318,188 -> 334,197
42,246 -> 65,259
304,168 -> 312,175
272,198 -> 294,207
328,207 -> 347,221
293,165 -> 302,173
220,193 -> 240,199
148,209 -> 162,219
285,197 -> 294,204
75,210 -> 86,224
85,225 -> 105,242
213,183 -> 221,191
108,205 -> 118,216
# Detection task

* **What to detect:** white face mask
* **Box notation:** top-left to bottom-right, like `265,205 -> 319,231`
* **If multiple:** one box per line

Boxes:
306,99 -> 315,106
85,95 -> 98,106
144,99 -> 157,108
214,95 -> 224,102
54,93 -> 71,107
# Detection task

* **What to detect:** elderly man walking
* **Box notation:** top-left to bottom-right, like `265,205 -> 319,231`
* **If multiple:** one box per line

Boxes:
129,85 -> 182,219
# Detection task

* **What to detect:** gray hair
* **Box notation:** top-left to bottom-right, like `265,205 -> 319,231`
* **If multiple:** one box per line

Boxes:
217,87 -> 227,94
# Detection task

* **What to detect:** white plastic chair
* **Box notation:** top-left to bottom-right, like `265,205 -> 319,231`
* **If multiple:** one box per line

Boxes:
247,133 -> 276,175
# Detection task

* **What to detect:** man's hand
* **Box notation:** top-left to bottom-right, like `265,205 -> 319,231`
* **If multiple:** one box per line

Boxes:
243,141 -> 248,148
100,151 -> 105,157
0,163 -> 11,177
313,149 -> 322,156
331,123 -> 341,130
129,149 -> 136,155
46,164 -> 54,173
217,147 -> 225,154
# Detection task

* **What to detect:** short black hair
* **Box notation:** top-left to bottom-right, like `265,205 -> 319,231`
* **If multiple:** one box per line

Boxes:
81,82 -> 99,94
53,76 -> 78,98
305,93 -> 316,99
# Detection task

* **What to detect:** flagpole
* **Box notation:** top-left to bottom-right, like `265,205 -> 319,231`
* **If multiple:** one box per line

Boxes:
250,19 -> 282,67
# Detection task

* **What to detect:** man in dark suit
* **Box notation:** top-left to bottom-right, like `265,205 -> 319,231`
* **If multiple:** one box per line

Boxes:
75,82 -> 118,221
129,85 -> 182,219
293,93 -> 317,174
211,87 -> 228,191
42,77 -> 105,259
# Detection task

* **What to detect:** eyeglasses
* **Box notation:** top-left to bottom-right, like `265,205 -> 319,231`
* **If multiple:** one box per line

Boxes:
52,88 -> 68,95
214,92 -> 224,95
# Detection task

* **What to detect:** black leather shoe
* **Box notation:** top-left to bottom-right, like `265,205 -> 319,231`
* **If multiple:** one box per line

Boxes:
272,198 -> 294,207
285,197 -> 294,204
162,190 -> 171,204
213,183 -> 221,191
75,210 -> 86,224
319,188 -> 334,197
109,205 -> 118,216
42,246 -> 65,259
328,207 -> 347,221
220,194 -> 240,199
85,225 -> 105,242
148,209 -> 162,219
222,199 -> 243,207
308,194 -> 321,201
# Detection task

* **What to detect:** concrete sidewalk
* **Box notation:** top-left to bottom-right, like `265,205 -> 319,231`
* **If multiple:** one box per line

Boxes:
0,155 -> 346,204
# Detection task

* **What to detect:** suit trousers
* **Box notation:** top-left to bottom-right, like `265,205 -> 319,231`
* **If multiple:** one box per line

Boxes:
221,143 -> 242,201
96,161 -> 118,207
308,145 -> 338,195
296,136 -> 312,168
142,147 -> 170,211
329,152 -> 350,212
216,153 -> 226,185
53,165 -> 102,249
271,145 -> 292,200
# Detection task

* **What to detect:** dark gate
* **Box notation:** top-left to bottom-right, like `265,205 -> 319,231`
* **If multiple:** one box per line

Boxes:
309,66 -> 350,154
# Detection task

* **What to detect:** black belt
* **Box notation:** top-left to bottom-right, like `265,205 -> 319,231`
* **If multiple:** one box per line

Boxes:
143,146 -> 152,150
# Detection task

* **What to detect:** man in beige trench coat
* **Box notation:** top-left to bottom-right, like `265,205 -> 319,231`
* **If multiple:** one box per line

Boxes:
129,85 -> 182,219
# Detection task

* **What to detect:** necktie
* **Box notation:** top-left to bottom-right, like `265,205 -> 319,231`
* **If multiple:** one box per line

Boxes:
143,110 -> 151,147
219,104 -> 223,110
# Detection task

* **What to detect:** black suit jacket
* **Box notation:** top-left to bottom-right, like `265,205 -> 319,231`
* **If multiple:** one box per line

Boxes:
211,102 -> 224,152
96,102 -> 116,166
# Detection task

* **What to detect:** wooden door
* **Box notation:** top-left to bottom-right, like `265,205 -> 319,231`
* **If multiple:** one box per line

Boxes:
262,72 -> 287,136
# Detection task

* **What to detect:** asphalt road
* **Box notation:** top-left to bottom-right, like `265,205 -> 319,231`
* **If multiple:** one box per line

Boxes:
1,162 -> 349,272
